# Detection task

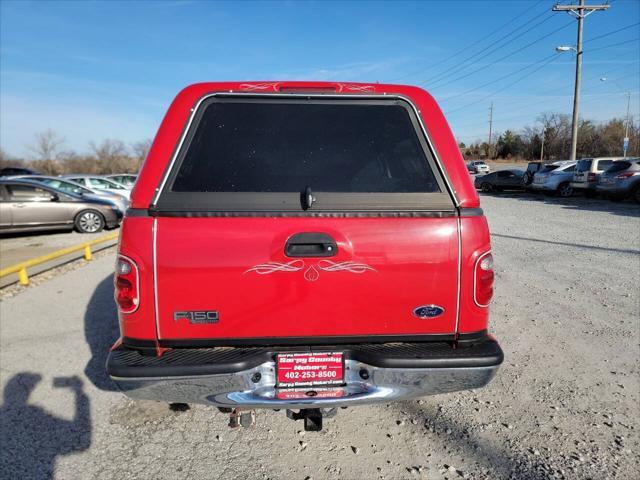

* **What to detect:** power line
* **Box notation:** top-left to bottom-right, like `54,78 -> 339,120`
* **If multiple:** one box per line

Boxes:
441,23 -> 640,101
453,89 -> 639,132
442,52 -> 558,101
449,68 -> 640,128
588,37 -> 639,53
444,54 -> 563,115
423,9 -> 555,87
446,55 -> 640,122
583,21 -> 639,44
448,72 -> 640,136
389,0 -> 546,82
428,20 -> 574,90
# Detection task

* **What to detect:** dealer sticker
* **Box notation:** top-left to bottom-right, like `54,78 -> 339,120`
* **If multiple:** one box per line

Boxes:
276,352 -> 344,387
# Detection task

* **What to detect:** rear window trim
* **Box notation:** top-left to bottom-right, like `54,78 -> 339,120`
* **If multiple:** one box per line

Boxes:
151,92 -> 459,212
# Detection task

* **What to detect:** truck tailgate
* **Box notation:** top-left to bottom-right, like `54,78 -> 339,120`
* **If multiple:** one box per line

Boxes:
154,216 -> 459,341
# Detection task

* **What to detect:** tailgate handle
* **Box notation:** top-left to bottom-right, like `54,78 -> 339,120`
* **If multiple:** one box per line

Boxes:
285,232 -> 338,257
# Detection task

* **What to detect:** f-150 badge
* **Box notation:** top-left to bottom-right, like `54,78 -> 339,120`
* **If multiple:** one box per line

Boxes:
173,311 -> 219,324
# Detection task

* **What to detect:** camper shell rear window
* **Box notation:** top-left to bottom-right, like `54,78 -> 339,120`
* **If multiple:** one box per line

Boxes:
155,96 -> 454,213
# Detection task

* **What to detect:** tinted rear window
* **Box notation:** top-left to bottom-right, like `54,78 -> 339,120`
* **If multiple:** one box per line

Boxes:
171,101 -> 440,193
596,159 -> 613,170
576,159 -> 592,172
605,161 -> 630,173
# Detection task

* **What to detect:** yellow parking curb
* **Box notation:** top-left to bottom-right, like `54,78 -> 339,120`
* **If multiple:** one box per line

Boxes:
0,232 -> 119,286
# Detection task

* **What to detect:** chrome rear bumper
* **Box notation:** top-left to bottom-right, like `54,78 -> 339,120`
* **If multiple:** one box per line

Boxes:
111,360 -> 499,408
108,339 -> 503,409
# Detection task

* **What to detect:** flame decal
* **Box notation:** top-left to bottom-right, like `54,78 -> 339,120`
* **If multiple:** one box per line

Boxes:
336,83 -> 376,93
239,82 -> 279,92
244,259 -> 376,281
317,260 -> 377,273
244,260 -> 305,275
304,265 -> 320,282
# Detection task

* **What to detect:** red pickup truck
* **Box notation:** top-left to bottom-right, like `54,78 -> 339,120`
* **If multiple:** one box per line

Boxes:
107,81 -> 503,431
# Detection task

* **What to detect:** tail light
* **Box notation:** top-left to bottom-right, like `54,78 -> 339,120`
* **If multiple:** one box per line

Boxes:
615,172 -> 637,179
587,172 -> 596,182
115,255 -> 139,313
474,252 -> 494,307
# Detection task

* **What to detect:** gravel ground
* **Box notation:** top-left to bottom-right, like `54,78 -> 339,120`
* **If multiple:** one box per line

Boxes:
0,193 -> 638,480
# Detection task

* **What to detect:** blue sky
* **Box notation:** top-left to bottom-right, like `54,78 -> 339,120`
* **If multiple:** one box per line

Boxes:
1,0 -> 638,156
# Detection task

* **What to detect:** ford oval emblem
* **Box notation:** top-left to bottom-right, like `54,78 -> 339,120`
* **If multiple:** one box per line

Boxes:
413,305 -> 445,319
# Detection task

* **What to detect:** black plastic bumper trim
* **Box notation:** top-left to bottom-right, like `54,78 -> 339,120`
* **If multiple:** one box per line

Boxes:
108,335 -> 502,378
122,331 -> 488,349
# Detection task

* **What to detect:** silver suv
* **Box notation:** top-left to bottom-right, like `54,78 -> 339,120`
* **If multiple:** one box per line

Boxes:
531,161 -> 577,197
571,157 -> 624,196
596,158 -> 640,203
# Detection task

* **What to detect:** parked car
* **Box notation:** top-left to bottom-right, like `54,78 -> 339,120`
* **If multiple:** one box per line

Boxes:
61,175 -> 131,199
596,158 -> 640,203
523,162 -> 547,186
530,161 -> 577,197
467,161 -> 490,174
571,157 -> 624,196
0,167 -> 41,177
0,179 -> 122,234
8,175 -> 129,213
474,169 -> 525,192
105,174 -> 137,188
106,81 -> 503,431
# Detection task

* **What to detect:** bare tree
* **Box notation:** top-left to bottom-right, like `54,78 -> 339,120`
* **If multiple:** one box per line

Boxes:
131,139 -> 152,171
26,129 -> 66,162
90,139 -> 131,173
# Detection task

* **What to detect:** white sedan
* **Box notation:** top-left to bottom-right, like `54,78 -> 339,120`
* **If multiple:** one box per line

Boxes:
61,175 -> 131,199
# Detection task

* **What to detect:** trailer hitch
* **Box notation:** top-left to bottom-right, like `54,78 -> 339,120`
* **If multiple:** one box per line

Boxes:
286,408 -> 338,431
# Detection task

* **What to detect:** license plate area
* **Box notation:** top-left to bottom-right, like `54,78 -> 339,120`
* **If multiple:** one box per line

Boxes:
276,352 -> 344,388
276,387 -> 345,400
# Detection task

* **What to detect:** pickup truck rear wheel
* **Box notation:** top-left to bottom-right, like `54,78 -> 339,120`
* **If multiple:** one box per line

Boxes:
75,210 -> 105,233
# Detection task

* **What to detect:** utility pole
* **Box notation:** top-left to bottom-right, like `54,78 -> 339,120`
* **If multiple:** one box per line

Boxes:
600,76 -> 631,157
623,91 -> 631,157
488,102 -> 494,159
553,1 -> 610,161
540,129 -> 545,161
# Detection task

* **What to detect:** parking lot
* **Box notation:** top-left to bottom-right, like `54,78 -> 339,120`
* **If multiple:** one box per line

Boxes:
0,229 -> 119,288
0,192 -> 638,480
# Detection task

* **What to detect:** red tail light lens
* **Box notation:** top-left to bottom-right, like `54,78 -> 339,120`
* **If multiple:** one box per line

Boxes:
615,172 -> 636,179
474,252 -> 494,307
115,255 -> 139,313
587,172 -> 596,181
